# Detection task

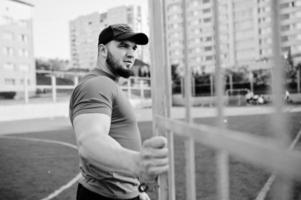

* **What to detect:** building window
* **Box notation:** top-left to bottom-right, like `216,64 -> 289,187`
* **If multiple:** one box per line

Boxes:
4,47 -> 13,56
19,64 -> 29,72
205,36 -> 212,41
205,55 -> 213,61
3,63 -> 14,70
19,49 -> 29,57
203,8 -> 211,14
204,46 -> 213,51
280,13 -> 290,20
4,78 -> 15,85
281,36 -> 289,42
3,32 -> 14,40
203,17 -> 211,23
20,34 -> 28,43
280,2 -> 290,9
281,25 -> 290,31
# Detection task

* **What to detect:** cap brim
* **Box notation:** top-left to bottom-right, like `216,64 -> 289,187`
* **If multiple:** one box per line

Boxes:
116,32 -> 149,45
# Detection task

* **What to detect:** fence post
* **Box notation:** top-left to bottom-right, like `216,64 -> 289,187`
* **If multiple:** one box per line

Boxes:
140,79 -> 144,99
127,79 -> 131,99
249,72 -> 254,93
210,74 -> 214,96
51,75 -> 56,103
74,76 -> 79,86
192,76 -> 195,97
181,78 -> 184,97
149,0 -> 174,199
213,0 -> 230,198
229,74 -> 233,91
297,70 -> 300,93
24,73 -> 29,103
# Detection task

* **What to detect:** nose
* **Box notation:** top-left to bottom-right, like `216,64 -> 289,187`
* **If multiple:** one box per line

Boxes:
126,49 -> 135,59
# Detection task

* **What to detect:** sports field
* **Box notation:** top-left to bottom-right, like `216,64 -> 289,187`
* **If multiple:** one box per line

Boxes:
0,111 -> 300,200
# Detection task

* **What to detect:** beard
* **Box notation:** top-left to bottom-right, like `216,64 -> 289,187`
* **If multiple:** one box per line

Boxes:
106,50 -> 134,78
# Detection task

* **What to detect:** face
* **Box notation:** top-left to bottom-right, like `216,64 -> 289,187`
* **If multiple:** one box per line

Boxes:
105,40 -> 137,78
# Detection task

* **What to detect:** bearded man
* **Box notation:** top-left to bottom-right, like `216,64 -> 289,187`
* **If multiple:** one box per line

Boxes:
69,24 -> 169,200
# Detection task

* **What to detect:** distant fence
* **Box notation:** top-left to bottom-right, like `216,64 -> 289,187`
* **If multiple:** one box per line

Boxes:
21,71 -> 151,103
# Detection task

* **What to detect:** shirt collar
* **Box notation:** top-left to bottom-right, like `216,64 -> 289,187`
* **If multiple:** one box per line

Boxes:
91,68 -> 117,81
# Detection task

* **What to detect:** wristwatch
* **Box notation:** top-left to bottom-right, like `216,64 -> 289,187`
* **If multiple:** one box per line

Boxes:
138,181 -> 159,192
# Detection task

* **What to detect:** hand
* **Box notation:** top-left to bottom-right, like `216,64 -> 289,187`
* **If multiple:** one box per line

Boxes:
138,136 -> 169,180
139,192 -> 151,200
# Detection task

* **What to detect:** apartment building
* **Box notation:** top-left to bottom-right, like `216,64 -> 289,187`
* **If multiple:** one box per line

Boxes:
165,0 -> 301,73
279,0 -> 301,64
0,0 -> 35,97
69,5 -> 149,70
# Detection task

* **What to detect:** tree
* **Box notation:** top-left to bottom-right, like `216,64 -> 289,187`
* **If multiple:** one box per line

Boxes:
35,58 -> 70,71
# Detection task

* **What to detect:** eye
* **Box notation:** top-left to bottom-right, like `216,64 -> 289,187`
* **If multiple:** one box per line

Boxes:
133,45 -> 137,51
118,42 -> 128,48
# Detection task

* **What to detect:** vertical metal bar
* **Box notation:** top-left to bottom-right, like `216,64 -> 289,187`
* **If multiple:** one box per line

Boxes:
182,0 -> 196,199
140,80 -> 144,99
127,79 -> 131,99
51,75 -> 56,103
229,74 -> 233,92
249,72 -> 254,93
212,0 -> 229,199
297,70 -> 300,93
167,130 -> 175,200
270,0 -> 291,199
210,74 -> 214,97
162,1 -> 176,198
148,0 -> 174,199
74,76 -> 79,87
24,73 -> 29,103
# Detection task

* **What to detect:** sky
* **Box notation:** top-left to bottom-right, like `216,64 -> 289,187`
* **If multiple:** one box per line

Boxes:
31,0 -> 148,60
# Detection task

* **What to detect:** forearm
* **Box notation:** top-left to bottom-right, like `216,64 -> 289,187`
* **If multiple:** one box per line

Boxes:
78,133 -> 141,176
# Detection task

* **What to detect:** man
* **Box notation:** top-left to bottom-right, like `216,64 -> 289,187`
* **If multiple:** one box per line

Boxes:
69,24 -> 169,200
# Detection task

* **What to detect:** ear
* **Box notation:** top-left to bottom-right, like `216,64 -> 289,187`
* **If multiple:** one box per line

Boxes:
98,44 -> 107,57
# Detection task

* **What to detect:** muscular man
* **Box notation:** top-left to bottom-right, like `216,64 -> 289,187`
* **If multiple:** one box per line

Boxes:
69,24 -> 169,200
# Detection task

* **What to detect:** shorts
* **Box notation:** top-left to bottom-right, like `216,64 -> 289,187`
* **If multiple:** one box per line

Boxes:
76,184 -> 139,200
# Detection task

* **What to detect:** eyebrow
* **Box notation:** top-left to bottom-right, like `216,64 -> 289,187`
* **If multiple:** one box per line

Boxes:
118,41 -> 137,50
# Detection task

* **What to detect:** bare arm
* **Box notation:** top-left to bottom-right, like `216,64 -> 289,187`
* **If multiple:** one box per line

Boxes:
73,113 -> 169,179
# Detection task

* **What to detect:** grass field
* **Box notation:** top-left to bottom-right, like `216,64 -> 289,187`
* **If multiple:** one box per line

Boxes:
0,112 -> 300,200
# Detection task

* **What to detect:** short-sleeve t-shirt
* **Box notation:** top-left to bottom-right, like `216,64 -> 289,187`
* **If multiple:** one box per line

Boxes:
69,68 -> 142,199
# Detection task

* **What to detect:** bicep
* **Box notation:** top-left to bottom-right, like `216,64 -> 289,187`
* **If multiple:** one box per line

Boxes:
72,113 -> 133,171
73,113 -> 111,145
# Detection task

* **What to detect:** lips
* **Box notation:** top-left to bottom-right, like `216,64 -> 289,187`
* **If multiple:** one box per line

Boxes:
124,60 -> 133,64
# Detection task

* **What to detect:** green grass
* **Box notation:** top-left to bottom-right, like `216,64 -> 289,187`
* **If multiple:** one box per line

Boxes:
0,112 -> 300,200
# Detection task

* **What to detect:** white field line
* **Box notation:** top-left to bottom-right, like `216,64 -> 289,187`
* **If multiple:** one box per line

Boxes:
0,136 -> 81,200
255,128 -> 301,200
40,173 -> 81,200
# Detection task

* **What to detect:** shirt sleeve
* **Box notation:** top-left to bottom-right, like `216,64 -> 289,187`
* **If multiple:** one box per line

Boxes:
70,77 -> 116,121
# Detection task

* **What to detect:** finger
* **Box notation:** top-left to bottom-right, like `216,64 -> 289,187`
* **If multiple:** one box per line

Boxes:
139,192 -> 150,200
147,165 -> 169,176
141,147 -> 168,159
143,136 -> 167,148
143,158 -> 169,169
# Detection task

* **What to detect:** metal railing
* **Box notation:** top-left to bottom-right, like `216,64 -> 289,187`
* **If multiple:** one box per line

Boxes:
149,0 -> 301,200
21,73 -> 151,103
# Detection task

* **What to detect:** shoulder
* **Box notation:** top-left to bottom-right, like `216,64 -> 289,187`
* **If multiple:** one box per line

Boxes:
76,76 -> 118,95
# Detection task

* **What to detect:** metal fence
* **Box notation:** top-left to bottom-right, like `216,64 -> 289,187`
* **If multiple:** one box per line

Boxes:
19,71 -> 151,103
149,0 -> 301,200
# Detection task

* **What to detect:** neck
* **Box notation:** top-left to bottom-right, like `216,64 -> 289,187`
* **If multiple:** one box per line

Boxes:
96,57 -> 119,81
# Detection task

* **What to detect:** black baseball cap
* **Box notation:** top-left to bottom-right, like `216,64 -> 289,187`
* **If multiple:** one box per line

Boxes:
98,24 -> 148,45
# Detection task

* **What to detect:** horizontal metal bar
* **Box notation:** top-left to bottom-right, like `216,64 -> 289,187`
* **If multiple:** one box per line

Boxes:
36,85 -> 75,89
155,115 -> 301,180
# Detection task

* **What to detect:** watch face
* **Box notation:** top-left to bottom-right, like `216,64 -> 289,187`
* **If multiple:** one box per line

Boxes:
138,183 -> 149,193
